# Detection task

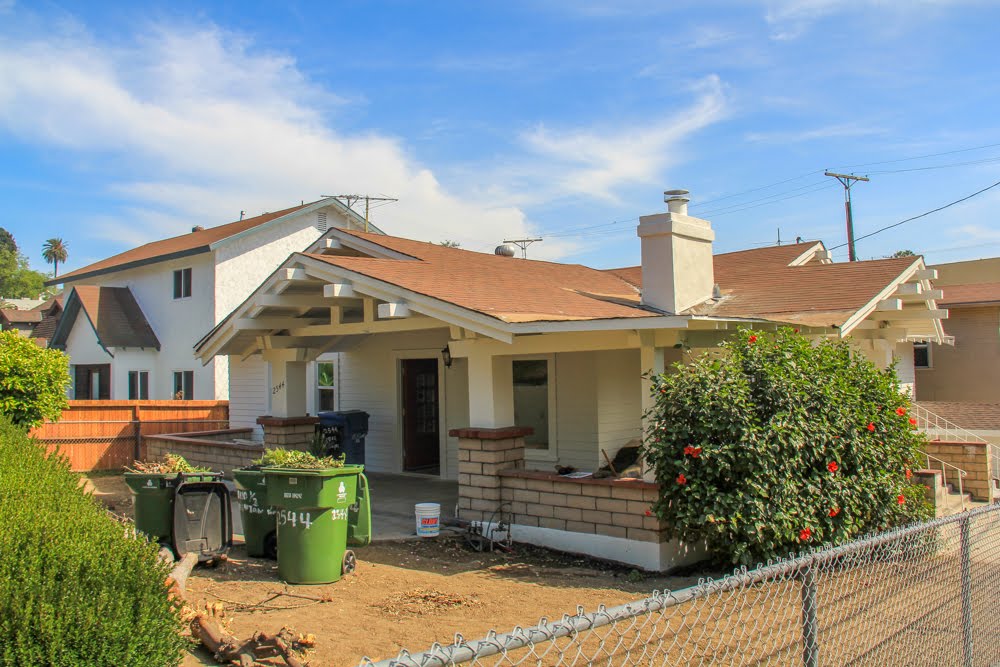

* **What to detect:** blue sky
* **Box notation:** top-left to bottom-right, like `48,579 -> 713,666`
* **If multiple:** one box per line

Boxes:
1,0 -> 999,277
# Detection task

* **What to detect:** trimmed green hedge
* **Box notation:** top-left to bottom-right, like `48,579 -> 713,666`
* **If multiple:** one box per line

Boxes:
0,417 -> 184,666
644,328 -> 933,566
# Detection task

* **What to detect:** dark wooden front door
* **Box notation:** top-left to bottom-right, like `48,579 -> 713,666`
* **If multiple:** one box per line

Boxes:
401,358 -> 440,473
74,364 -> 111,400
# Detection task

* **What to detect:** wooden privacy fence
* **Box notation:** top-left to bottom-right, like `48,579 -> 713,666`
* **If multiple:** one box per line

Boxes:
29,400 -> 229,471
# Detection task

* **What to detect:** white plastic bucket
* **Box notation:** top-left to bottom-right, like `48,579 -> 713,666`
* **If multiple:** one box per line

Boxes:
415,502 -> 441,537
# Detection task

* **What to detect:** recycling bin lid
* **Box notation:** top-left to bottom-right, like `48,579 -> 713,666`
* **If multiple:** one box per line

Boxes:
173,480 -> 233,561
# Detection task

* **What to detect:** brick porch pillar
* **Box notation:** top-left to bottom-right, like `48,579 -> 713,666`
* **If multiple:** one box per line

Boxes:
256,416 -> 319,450
450,426 -> 531,522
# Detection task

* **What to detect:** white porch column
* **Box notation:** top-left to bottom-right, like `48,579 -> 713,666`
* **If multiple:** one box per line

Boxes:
640,332 -> 665,482
467,350 -> 514,428
263,349 -> 308,418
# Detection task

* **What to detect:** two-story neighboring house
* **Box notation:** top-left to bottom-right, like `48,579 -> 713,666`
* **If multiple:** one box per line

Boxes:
47,198 -> 376,403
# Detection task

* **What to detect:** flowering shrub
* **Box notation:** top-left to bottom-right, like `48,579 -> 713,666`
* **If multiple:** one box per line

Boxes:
644,328 -> 933,566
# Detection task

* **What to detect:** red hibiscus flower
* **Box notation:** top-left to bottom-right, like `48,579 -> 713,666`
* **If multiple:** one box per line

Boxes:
827,461 -> 839,473
748,335 -> 758,344
867,422 -> 876,432
895,407 -> 907,416
897,494 -> 906,505
905,469 -> 913,480
793,328 -> 800,333
909,417 -> 918,426
799,528 -> 812,541
683,446 -> 703,458
829,507 -> 840,518
676,474 -> 687,485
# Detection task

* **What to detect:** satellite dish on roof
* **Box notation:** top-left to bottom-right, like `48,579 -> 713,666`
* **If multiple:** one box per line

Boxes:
495,243 -> 516,257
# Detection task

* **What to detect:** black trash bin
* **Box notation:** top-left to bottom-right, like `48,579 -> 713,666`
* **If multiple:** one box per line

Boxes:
316,410 -> 370,465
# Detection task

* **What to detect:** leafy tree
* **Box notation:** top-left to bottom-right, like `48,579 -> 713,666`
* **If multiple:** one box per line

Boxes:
0,249 -> 48,299
891,249 -> 916,258
439,240 -> 461,248
0,330 -> 70,428
0,228 -> 15,255
644,328 -> 932,566
42,238 -> 69,278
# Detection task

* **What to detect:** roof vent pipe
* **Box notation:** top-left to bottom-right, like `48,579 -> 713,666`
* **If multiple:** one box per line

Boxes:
664,189 -> 690,215
494,243 -> 516,257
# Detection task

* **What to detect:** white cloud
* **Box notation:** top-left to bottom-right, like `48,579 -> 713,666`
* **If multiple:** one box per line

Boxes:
517,75 -> 727,202
745,122 -> 885,143
764,0 -> 992,40
0,24 -> 539,255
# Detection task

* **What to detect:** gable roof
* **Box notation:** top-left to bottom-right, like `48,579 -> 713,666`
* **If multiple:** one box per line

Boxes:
0,309 -> 42,324
50,286 -> 160,352
938,283 -> 1000,308
52,204 -> 314,285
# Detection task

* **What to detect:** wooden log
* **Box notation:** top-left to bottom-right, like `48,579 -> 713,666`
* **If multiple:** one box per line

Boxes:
164,552 -> 197,598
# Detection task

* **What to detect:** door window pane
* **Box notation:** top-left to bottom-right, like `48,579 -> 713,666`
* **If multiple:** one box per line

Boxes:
513,359 -> 549,449
317,362 -> 335,411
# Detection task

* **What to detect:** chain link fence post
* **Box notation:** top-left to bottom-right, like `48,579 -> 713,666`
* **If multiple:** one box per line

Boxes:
799,562 -> 819,667
960,514 -> 973,667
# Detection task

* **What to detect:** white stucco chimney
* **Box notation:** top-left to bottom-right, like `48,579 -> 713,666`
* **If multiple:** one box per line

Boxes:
637,189 -> 715,314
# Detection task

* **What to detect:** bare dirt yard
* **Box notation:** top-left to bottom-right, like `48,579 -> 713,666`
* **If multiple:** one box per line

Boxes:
83,474 -> 707,667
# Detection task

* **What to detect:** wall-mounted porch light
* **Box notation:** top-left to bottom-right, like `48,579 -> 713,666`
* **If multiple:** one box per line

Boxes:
441,344 -> 453,368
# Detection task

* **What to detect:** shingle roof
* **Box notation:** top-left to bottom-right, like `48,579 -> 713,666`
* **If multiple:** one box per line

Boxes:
51,286 -> 160,350
53,203 -> 314,284
0,309 -> 42,324
916,402 -> 1000,431
305,234 -> 916,327
938,283 -> 1000,307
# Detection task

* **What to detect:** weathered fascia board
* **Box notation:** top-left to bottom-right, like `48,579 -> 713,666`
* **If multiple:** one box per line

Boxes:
377,302 -> 410,319
323,283 -> 355,298
449,330 -> 645,358
885,308 -> 949,321
234,317 -> 327,330
256,294 -> 335,308
286,317 -> 445,338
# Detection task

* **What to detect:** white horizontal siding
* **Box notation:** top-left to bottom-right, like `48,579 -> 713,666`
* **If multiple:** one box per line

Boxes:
552,352 -> 599,472
228,355 -> 268,439
596,349 -> 643,458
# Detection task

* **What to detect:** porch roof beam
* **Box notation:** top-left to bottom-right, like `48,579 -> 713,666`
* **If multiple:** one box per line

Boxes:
287,317 -> 446,337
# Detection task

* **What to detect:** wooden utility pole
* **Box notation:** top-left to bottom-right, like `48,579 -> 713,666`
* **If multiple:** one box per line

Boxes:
824,172 -> 870,261
327,195 -> 398,232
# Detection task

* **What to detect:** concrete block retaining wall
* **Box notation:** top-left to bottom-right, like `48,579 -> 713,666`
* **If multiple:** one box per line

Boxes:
144,429 -> 262,478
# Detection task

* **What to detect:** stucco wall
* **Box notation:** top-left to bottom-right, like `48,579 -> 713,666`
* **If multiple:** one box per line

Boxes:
110,348 -> 159,400
69,254 -> 216,400
916,306 -> 1000,402
64,313 -> 112,366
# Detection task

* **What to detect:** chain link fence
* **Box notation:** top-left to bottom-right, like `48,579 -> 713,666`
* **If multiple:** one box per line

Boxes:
362,504 -> 1000,666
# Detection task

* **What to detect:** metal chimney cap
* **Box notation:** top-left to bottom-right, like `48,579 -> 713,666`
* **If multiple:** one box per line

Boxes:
664,189 -> 690,198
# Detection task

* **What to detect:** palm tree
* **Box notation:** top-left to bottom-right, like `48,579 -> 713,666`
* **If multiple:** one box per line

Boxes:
41,238 -> 69,278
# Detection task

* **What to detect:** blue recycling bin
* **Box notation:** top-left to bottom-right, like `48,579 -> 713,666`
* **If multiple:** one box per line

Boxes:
316,410 -> 370,465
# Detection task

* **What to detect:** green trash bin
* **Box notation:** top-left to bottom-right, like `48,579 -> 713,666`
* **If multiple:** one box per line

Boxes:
233,468 -> 278,559
124,472 -> 221,544
263,465 -> 366,584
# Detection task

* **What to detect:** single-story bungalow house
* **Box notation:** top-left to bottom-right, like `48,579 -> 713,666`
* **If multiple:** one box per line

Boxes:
194,194 -> 948,570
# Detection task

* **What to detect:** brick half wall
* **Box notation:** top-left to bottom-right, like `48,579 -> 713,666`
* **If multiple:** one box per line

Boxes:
144,429 -> 262,478
922,441 -> 994,501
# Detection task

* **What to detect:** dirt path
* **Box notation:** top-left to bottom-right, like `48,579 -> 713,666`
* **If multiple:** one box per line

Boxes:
182,538 -> 705,667
81,474 -> 709,666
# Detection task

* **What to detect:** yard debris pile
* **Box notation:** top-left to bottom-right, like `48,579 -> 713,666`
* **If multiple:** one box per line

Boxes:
374,588 -> 481,617
128,453 -> 211,474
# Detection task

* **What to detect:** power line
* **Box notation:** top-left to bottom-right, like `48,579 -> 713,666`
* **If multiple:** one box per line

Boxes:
689,170 -> 823,209
831,141 -> 1000,170
697,180 -> 834,217
828,178 -> 1000,251
867,155 -> 1000,175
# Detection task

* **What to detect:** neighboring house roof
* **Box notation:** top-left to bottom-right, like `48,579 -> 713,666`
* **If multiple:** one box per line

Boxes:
50,286 -> 160,352
938,283 -> 1000,308
51,204 -> 312,285
0,309 -> 43,324
916,402 -> 1000,431
32,293 -> 65,312
1,298 -> 46,310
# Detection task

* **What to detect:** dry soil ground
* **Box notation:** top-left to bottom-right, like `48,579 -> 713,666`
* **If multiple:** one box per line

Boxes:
83,474 -> 705,667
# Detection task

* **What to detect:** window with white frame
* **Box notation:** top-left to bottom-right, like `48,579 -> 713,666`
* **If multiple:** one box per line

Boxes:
128,370 -> 149,400
173,267 -> 192,299
172,370 -> 194,400
513,358 -> 553,451
317,361 -> 335,412
914,342 -> 931,369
